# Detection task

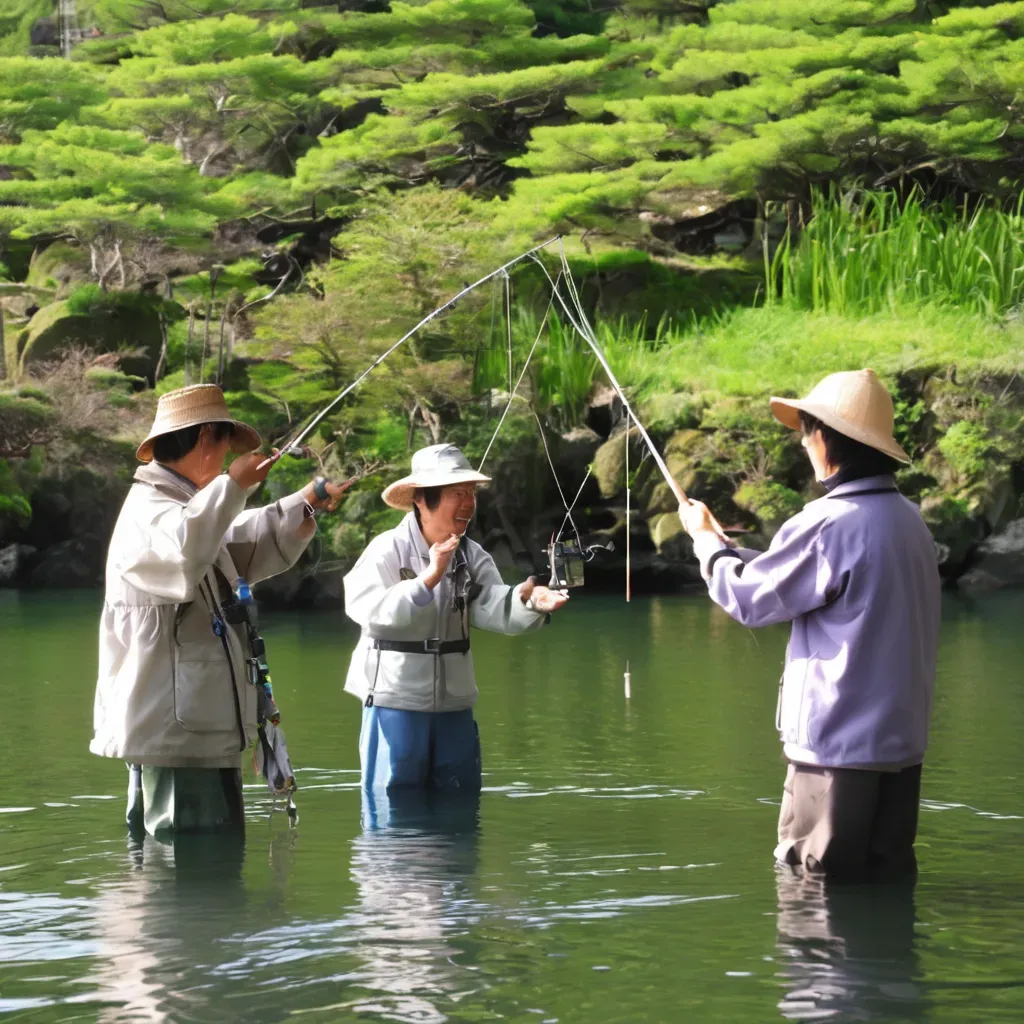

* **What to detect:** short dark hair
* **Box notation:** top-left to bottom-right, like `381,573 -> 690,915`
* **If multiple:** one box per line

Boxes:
152,421 -> 233,463
799,412 -> 902,476
412,485 -> 443,527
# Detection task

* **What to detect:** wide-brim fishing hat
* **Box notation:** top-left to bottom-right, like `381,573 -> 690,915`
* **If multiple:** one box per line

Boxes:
769,368 -> 910,465
382,443 -> 491,511
137,383 -> 261,463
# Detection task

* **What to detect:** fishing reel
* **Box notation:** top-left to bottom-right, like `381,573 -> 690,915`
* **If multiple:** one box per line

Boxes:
546,536 -> 585,590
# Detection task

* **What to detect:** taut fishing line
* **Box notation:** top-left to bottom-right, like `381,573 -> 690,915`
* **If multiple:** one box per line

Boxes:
269,235 -> 706,602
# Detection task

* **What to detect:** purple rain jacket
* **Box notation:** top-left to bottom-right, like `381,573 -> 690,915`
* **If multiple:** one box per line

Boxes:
692,476 -> 942,769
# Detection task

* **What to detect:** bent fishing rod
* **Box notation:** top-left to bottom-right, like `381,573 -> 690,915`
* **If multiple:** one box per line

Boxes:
531,243 -> 691,507
258,236 -> 564,471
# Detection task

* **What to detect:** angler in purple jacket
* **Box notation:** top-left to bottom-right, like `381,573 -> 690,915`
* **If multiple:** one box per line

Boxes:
679,369 -> 941,880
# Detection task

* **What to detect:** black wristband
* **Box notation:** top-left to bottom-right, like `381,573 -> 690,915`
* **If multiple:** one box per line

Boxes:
313,475 -> 329,502
707,548 -> 744,574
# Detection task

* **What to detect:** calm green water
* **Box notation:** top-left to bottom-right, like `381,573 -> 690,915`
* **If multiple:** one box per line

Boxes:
1,588 -> 1023,1022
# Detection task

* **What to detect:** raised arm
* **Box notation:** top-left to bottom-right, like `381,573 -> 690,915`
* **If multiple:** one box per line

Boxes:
120,475 -> 247,602
343,536 -> 439,632
692,513 -> 836,628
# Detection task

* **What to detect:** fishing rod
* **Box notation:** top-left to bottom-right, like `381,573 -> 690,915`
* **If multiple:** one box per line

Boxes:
258,235 -> 564,471
530,244 -> 690,507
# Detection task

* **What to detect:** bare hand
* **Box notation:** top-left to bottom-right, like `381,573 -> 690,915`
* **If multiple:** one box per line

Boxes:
421,533 -> 460,590
229,449 -> 277,490
519,576 -> 569,613
679,499 -> 731,544
304,476 -> 357,513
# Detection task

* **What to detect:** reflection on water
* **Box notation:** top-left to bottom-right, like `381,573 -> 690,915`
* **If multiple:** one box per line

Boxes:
348,791 -> 481,1024
88,834 -> 247,1024
775,870 -> 923,1021
3,590 -> 1024,1022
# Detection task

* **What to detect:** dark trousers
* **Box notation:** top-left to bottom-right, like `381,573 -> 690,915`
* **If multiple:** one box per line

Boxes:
776,762 -> 922,881
127,765 -> 245,837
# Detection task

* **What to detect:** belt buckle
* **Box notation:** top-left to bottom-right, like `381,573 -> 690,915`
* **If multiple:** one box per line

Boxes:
424,637 -> 442,654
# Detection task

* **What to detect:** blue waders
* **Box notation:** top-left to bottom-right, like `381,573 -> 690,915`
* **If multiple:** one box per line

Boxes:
359,706 -> 481,793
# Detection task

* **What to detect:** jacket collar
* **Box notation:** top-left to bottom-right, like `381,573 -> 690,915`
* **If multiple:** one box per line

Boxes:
826,474 -> 897,498
398,511 -> 431,562
134,461 -> 199,503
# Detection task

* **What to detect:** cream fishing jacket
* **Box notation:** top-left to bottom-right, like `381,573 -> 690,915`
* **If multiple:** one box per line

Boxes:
91,463 -> 315,768
343,513 -> 547,712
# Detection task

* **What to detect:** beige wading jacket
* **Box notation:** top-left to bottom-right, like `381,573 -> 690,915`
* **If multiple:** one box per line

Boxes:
343,513 -> 547,712
91,462 -> 315,768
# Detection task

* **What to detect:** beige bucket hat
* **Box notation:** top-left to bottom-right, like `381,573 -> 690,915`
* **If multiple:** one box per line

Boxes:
382,443 -> 491,511
769,369 -> 910,465
137,383 -> 262,463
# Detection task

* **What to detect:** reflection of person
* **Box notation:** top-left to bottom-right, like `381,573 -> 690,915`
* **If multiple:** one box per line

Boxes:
775,871 -> 924,1021
92,384 -> 349,836
343,444 -> 567,794
679,371 -> 941,879
350,789 -> 481,1023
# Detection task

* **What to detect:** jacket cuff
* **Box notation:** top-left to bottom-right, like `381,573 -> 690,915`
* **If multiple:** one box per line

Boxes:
692,530 -> 728,579
410,579 -> 435,607
278,489 -> 311,514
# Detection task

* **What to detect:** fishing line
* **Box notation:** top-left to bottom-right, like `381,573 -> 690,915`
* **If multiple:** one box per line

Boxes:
263,236 -> 564,468
504,270 -> 513,397
477,274 -> 561,473
528,246 -> 689,507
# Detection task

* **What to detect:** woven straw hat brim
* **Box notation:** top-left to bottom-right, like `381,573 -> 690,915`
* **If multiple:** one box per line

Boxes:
769,396 -> 910,465
137,420 -> 261,463
382,469 -> 492,511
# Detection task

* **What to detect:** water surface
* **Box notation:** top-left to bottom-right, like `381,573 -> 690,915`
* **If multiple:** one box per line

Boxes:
1,588 -> 1023,1021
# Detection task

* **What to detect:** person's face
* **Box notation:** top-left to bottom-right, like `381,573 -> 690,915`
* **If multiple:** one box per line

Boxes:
801,427 -> 831,482
418,483 -> 478,538
197,425 -> 233,488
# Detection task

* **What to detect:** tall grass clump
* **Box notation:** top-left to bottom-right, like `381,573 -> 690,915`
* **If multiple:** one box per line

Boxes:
767,187 -> 1024,318
472,306 -> 674,426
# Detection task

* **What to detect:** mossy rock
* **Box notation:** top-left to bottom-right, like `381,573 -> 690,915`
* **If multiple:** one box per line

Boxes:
640,429 -> 710,514
734,480 -> 804,535
84,368 -> 147,394
25,244 -> 92,296
18,299 -> 162,377
5,325 -> 25,379
639,392 -> 704,434
648,511 -> 693,561
330,521 -> 368,563
920,493 -> 986,581
593,427 -> 647,499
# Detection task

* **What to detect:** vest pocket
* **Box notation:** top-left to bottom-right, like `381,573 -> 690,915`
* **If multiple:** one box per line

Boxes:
173,645 -> 240,734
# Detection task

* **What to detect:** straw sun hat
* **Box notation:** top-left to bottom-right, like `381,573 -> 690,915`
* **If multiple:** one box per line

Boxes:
769,369 -> 910,465
382,443 -> 491,511
137,384 -> 262,463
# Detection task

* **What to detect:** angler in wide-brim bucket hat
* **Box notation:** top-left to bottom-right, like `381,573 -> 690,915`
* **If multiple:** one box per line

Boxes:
769,369 -> 910,465
382,443 -> 491,511
136,384 -> 262,463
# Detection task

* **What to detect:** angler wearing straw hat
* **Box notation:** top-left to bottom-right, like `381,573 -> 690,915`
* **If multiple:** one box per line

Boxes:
678,370 -> 941,881
343,443 -> 568,794
91,384 -> 351,836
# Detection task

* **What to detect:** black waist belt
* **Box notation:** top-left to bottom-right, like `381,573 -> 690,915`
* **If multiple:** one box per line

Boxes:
372,638 -> 470,655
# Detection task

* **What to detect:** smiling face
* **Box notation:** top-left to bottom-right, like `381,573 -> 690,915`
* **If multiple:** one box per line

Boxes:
415,482 -> 478,542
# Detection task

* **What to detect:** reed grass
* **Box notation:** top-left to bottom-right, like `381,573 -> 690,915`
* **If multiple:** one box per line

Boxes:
766,187 -> 1024,318
471,190 -> 1024,413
